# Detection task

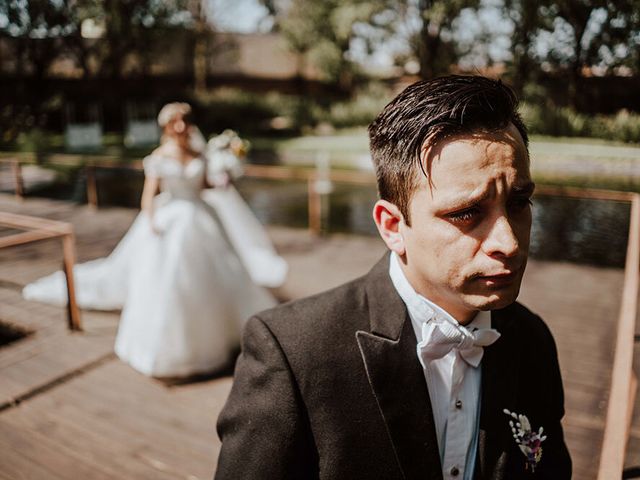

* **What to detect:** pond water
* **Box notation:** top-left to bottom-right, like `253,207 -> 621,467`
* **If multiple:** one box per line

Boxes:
16,170 -> 632,269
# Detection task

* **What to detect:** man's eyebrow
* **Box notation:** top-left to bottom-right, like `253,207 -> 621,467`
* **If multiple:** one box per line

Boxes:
438,187 -> 491,210
437,181 -> 536,210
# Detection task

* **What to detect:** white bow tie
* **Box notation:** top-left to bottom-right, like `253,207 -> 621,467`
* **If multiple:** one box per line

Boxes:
417,317 -> 501,368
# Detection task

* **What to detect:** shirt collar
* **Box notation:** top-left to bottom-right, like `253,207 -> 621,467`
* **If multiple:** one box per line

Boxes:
388,252 -> 490,331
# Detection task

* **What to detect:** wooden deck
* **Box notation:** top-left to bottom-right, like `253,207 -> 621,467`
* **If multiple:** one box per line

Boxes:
0,194 -> 636,479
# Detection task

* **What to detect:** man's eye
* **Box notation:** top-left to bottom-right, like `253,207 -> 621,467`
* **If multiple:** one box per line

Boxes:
447,207 -> 480,223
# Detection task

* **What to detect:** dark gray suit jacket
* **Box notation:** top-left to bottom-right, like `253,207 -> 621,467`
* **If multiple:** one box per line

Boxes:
215,254 -> 572,479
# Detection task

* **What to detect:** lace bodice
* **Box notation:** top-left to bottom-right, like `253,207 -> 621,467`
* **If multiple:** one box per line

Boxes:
143,154 -> 205,199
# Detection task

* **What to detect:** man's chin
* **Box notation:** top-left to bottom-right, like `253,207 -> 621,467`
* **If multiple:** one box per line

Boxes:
464,289 -> 521,312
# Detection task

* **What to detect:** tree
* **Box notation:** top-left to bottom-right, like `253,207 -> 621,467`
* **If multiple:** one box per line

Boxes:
260,0 -> 482,84
508,0 -> 640,106
587,0 -> 640,75
545,1 -> 608,105
259,0 -> 389,88
498,0 -> 640,108
0,0 -> 195,80
0,0 -> 197,141
415,0 -> 480,78
93,0 -> 194,79
0,0 -> 81,140
0,0 -> 73,79
503,0 -> 547,94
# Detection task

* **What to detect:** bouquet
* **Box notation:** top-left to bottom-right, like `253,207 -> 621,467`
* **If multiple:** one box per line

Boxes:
206,129 -> 250,187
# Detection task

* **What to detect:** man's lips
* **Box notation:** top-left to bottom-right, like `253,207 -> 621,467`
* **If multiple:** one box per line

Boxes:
477,270 -> 519,285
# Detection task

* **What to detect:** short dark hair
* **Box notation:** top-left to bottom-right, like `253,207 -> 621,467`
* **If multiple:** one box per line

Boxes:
368,75 -> 528,224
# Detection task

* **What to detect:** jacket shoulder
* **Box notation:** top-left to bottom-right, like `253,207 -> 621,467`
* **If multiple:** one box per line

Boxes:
502,301 -> 553,335
256,274 -> 370,336
497,302 -> 560,362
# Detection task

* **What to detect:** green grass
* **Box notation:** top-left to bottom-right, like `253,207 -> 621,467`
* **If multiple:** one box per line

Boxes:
529,134 -> 638,147
532,173 -> 640,193
254,129 -> 639,157
4,128 -> 640,190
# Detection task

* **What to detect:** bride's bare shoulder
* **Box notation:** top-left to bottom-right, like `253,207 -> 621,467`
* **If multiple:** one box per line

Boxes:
151,144 -> 168,157
152,143 -> 180,158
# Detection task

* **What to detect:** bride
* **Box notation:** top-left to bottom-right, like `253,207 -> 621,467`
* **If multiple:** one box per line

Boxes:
23,102 -> 280,378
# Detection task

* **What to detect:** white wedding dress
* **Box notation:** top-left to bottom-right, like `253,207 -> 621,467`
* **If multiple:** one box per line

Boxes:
23,153 -> 280,377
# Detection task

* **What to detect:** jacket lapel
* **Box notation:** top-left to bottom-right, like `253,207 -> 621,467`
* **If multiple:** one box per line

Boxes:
356,255 -> 443,480
476,305 -> 521,479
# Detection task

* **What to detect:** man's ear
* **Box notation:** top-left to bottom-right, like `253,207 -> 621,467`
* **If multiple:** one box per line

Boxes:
373,200 -> 406,256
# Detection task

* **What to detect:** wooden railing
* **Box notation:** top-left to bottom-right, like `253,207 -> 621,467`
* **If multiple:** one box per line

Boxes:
0,156 -> 375,235
2,158 -> 639,475
0,211 -> 82,331
534,184 -> 640,480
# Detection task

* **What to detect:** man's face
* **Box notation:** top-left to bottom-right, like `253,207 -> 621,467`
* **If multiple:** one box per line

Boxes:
397,124 -> 533,323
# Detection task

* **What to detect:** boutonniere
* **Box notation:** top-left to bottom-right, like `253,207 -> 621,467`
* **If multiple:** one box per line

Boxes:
503,409 -> 547,472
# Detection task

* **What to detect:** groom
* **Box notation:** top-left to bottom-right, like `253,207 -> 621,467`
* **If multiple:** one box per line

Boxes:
215,75 -> 572,479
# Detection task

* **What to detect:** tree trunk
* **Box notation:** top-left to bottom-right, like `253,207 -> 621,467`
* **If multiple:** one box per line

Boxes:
419,21 -> 441,79
568,24 -> 586,109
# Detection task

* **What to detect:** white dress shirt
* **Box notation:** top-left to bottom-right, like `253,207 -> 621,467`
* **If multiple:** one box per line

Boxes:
389,253 -> 491,480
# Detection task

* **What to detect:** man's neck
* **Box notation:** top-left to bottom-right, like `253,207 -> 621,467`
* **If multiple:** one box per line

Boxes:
394,253 -> 477,325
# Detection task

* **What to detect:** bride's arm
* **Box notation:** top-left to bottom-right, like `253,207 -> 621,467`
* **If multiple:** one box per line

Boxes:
141,175 -> 161,234
201,155 -> 217,189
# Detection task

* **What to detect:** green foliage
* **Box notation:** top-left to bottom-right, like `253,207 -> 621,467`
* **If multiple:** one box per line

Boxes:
317,83 -> 392,128
260,0 -> 388,85
15,128 -> 49,154
603,110 -> 640,143
521,102 -> 640,143
504,0 -> 640,101
307,39 -> 345,82
0,0 -> 194,79
192,88 -> 302,136
194,83 -> 394,135
416,0 -> 481,78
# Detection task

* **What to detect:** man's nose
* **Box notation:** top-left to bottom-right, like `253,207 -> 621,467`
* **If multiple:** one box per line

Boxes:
482,215 -> 519,258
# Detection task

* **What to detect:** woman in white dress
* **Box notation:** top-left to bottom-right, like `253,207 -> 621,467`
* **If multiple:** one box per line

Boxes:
23,103 -> 278,378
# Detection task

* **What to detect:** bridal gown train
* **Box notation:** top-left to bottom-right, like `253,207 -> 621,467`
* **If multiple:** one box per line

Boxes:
23,153 -> 279,377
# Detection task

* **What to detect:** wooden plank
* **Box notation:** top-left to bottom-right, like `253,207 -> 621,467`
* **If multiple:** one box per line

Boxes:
70,365 -> 219,454
0,329 -> 114,406
0,438 -> 67,480
0,211 -> 80,331
0,228 -> 62,248
0,402 -> 178,480
597,194 -> 640,479
0,211 -> 72,233
0,416 -> 116,480
47,363 -> 220,476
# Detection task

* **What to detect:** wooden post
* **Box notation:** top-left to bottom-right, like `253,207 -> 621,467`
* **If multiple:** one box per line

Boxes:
12,159 -> 24,200
596,193 -> 640,479
86,165 -> 98,209
308,176 -> 322,235
628,373 -> 638,438
0,212 -> 82,332
61,232 -> 82,331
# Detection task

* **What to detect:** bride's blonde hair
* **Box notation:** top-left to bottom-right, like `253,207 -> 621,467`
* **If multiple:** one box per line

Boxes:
157,102 -> 192,128
157,102 -> 192,145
